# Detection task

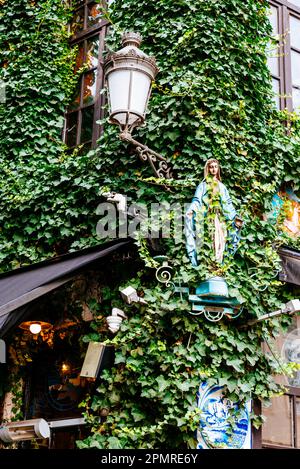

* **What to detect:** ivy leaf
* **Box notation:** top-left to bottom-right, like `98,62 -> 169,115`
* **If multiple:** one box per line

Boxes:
156,375 -> 169,393
107,437 -> 123,449
226,358 -> 244,372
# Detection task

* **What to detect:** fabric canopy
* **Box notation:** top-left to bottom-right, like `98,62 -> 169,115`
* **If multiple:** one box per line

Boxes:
0,239 -> 132,337
279,246 -> 300,286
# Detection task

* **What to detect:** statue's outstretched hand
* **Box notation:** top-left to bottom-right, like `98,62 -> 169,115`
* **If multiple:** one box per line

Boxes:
234,216 -> 243,229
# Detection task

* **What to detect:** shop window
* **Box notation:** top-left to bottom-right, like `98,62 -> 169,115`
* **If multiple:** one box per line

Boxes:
64,1 -> 109,150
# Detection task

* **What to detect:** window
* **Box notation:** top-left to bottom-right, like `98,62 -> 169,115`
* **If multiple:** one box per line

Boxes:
262,315 -> 300,448
268,1 -> 300,111
64,1 -> 109,150
267,4 -> 282,109
262,389 -> 300,448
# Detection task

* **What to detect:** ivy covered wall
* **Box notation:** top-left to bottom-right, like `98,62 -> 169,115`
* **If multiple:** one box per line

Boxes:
1,0 -> 300,449
0,0 -> 103,268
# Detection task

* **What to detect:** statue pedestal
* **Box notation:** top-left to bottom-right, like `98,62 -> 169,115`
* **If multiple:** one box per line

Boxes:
195,276 -> 228,297
188,277 -> 242,322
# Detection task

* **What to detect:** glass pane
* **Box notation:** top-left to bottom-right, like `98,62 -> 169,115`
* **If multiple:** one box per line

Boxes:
269,6 -> 279,36
282,326 -> 300,384
80,106 -> 94,143
86,36 -> 100,69
290,0 -> 300,7
267,44 -> 279,76
68,78 -> 82,111
262,395 -> 293,447
78,142 -> 92,154
87,3 -> 104,27
108,69 -> 130,113
267,7 -> 279,79
290,16 -> 300,50
297,398 -> 300,448
71,7 -> 84,35
83,70 -> 97,105
130,70 -> 151,115
293,87 -> 300,110
292,50 -> 300,87
272,78 -> 280,109
66,112 -> 78,147
74,42 -> 85,73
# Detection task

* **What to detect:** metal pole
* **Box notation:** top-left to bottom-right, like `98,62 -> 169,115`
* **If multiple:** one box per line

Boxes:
246,309 -> 283,326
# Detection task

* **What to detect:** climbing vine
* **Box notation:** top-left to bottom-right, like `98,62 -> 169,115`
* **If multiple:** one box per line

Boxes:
0,0 -> 98,269
1,0 -> 300,449
77,0 -> 300,449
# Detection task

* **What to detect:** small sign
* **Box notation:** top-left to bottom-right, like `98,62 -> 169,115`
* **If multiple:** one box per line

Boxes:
80,342 -> 114,379
0,339 -> 6,364
0,80 -> 6,104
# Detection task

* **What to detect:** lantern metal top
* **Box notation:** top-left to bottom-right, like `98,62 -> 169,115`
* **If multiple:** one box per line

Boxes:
104,31 -> 159,78
121,31 -> 142,48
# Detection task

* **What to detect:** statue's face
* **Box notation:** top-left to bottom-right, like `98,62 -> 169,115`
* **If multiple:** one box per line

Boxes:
208,161 -> 219,177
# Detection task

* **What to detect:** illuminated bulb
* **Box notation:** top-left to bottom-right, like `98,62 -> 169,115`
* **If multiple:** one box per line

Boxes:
61,362 -> 70,373
29,323 -> 41,335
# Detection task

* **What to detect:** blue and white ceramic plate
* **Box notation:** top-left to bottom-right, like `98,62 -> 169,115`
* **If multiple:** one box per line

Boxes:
197,382 -> 251,449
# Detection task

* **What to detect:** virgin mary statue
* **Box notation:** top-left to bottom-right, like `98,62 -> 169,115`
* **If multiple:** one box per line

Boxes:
185,159 -> 242,266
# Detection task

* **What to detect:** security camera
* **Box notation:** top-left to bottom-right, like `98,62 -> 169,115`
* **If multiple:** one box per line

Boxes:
106,308 -> 127,334
283,299 -> 300,315
120,286 -> 147,305
111,307 -> 127,319
245,298 -> 300,326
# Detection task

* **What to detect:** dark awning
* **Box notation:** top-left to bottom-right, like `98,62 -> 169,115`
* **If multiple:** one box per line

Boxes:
279,246 -> 300,286
0,239 -> 132,337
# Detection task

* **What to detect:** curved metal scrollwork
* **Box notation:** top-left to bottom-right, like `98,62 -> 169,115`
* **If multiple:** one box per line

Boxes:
120,132 -> 173,179
153,255 -> 176,290
155,264 -> 174,289
204,310 -> 225,322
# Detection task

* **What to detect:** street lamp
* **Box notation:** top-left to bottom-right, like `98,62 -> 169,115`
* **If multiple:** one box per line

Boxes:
104,32 -> 173,179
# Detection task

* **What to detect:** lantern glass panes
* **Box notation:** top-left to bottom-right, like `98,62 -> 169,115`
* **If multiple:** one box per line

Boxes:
104,32 -> 159,131
107,68 -> 152,129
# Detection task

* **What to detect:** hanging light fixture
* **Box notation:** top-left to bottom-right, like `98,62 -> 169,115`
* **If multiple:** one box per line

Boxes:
60,361 -> 72,375
104,32 -> 173,179
29,323 -> 41,334
18,320 -> 52,336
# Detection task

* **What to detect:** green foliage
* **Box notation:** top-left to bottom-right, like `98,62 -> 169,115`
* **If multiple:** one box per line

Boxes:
0,0 -> 102,268
2,0 -> 300,450
77,0 -> 300,448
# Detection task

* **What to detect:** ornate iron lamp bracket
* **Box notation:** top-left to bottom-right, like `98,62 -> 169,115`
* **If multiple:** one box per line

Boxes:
153,256 -> 190,299
120,131 -> 173,179
154,255 -> 175,289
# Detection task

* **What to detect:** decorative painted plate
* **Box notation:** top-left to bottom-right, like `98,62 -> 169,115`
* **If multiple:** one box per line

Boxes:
197,382 -> 251,449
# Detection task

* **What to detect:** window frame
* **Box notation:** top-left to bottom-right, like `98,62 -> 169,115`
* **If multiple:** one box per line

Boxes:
269,0 -> 300,111
262,387 -> 300,449
63,1 -> 109,150
261,312 -> 300,449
